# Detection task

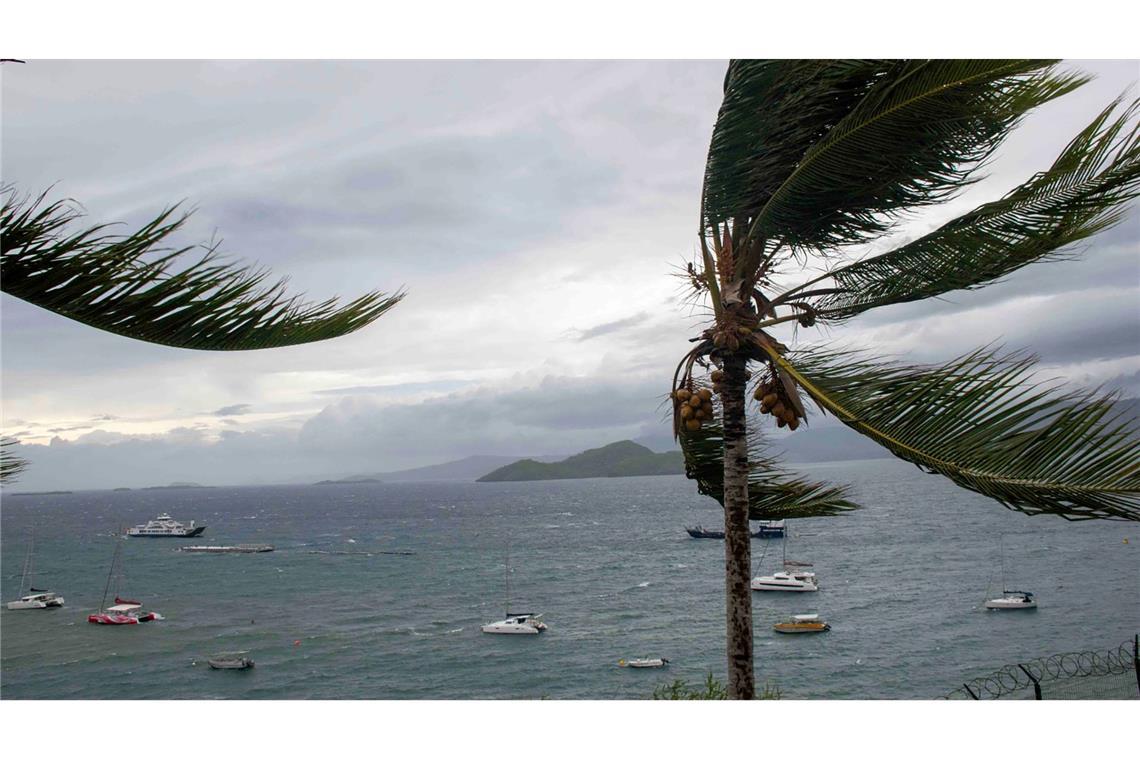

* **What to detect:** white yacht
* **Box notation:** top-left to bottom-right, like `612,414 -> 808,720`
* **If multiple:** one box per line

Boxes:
127,513 -> 206,537
751,568 -> 819,592
481,613 -> 548,635
985,591 -> 1037,610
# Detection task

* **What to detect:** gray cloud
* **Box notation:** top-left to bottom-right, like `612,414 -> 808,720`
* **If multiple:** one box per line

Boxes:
211,403 -> 253,417
573,312 -> 651,341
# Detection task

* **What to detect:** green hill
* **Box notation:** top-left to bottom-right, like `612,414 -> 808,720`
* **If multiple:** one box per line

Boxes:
476,440 -> 682,482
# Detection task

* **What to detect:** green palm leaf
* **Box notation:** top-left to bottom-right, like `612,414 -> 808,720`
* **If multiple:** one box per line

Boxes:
1,188 -> 404,350
704,60 -> 1086,277
0,437 -> 29,485
680,421 -> 858,519
759,345 -> 1140,521
790,98 -> 1140,322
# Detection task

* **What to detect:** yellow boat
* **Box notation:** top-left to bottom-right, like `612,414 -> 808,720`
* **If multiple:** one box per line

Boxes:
773,614 -> 831,634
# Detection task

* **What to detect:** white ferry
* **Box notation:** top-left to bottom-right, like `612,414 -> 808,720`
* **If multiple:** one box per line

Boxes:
127,513 -> 206,538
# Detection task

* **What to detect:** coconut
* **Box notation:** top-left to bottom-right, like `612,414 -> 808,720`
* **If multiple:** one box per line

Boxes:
710,369 -> 724,382
776,416 -> 787,428
688,396 -> 702,409
702,403 -> 714,418
694,408 -> 707,421
679,405 -> 694,420
696,388 -> 713,402
684,418 -> 701,432
713,384 -> 723,395
771,401 -> 786,418
675,388 -> 692,402
760,403 -> 771,414
762,392 -> 778,407
787,417 -> 800,431
783,408 -> 797,424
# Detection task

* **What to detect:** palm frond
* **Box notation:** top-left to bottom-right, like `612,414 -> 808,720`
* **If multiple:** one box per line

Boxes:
793,98 -> 1140,322
759,345 -> 1140,521
1,188 -> 404,350
702,60 -> 888,240
703,60 -> 1086,277
680,421 -> 859,520
1,437 -> 29,485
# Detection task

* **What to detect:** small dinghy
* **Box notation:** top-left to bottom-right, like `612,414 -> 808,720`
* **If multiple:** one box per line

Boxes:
773,614 -> 830,634
208,652 -> 255,670
618,658 -> 669,668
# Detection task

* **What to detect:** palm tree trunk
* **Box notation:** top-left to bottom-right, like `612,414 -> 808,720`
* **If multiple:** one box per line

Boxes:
720,352 -> 755,699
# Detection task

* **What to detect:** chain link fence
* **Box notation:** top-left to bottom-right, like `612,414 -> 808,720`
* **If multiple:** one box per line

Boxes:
941,635 -> 1139,700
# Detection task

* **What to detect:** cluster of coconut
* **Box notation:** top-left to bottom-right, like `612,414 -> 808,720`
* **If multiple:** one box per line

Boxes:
673,387 -> 716,432
754,379 -> 802,430
708,368 -> 750,396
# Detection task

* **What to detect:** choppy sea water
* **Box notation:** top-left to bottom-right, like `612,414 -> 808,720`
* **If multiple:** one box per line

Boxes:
2,459 -> 1137,699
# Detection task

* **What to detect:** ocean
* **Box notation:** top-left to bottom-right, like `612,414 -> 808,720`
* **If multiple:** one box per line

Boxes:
2,458 -> 1136,699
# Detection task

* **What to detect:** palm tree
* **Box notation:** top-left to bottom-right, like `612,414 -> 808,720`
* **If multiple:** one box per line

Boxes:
0,187 -> 403,482
671,60 -> 1140,699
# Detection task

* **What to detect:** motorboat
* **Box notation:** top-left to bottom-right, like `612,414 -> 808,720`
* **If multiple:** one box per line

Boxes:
88,603 -> 162,625
179,544 -> 274,553
985,591 -> 1037,610
7,591 -> 65,610
618,658 -> 669,668
773,614 -> 830,634
751,568 -> 818,592
756,520 -> 785,537
208,652 -> 255,669
127,513 -> 205,538
481,613 -> 548,635
6,532 -> 64,610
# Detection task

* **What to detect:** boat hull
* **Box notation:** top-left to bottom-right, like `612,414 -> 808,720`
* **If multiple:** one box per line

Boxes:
774,623 -> 830,634
751,582 -> 818,592
88,611 -> 160,624
481,624 -> 544,634
985,599 -> 1038,609
129,526 -> 206,538
208,659 -> 254,669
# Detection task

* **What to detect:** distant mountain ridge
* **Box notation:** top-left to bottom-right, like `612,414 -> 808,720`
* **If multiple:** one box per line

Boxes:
477,440 -> 682,482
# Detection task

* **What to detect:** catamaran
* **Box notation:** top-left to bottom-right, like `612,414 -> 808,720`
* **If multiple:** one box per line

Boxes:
5,532 -> 65,610
751,527 -> 818,592
87,533 -> 163,625
482,545 -> 547,635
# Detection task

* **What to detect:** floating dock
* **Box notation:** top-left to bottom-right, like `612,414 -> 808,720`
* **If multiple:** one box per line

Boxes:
179,544 -> 274,553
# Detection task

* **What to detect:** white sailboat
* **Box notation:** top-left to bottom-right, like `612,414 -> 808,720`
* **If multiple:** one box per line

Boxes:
751,526 -> 818,592
984,535 -> 1037,610
6,532 -> 65,610
482,544 -> 547,635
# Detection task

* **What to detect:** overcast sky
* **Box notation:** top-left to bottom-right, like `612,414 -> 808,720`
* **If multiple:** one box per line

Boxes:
2,59 -> 1138,490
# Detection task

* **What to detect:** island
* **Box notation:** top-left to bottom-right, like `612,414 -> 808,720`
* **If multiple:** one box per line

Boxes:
477,440 -> 682,482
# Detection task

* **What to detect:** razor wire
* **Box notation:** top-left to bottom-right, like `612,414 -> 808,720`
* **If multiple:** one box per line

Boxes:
940,635 -> 1138,700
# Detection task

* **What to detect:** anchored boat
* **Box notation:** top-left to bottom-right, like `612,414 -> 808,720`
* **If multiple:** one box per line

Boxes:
208,652 -> 255,670
482,544 -> 548,635
87,534 -> 163,625
127,513 -> 205,538
984,536 -> 1037,610
774,614 -> 831,634
6,532 -> 64,610
618,658 -> 669,668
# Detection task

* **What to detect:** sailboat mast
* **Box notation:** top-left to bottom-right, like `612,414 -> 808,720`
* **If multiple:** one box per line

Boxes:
99,534 -> 120,611
18,532 -> 33,595
505,543 -> 511,617
1000,535 -> 1007,592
